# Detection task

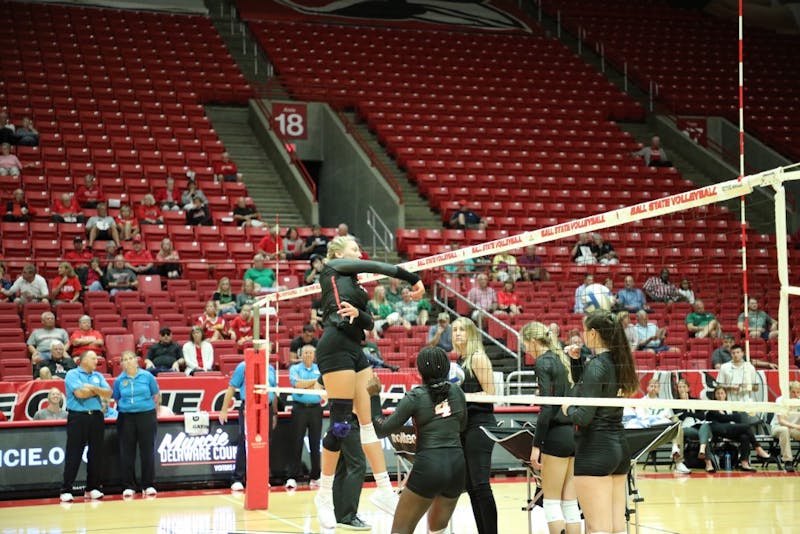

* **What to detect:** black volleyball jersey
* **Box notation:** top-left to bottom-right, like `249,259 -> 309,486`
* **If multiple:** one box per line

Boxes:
371,384 -> 467,451
458,355 -> 494,420
566,351 -> 624,432
533,350 -> 574,447
319,259 -> 420,342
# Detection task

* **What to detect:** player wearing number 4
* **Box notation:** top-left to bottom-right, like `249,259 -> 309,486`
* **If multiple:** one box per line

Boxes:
366,346 -> 467,534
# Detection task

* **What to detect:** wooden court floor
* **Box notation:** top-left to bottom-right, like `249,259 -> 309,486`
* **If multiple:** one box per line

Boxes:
0,470 -> 796,533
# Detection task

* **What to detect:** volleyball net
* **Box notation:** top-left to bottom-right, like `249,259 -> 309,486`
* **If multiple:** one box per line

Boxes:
252,163 -> 800,417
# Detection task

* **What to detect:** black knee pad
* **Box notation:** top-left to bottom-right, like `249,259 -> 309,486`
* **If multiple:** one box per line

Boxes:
322,399 -> 354,452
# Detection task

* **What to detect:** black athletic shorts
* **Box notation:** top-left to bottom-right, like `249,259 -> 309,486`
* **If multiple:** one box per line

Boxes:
540,424 -> 575,458
316,327 -> 370,374
573,428 -> 629,476
406,447 -> 465,499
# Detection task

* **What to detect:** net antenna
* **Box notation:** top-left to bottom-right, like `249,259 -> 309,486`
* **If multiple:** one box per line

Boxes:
736,0 -> 752,364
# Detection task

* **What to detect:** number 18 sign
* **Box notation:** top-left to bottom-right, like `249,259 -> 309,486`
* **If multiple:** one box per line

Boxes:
272,102 -> 308,140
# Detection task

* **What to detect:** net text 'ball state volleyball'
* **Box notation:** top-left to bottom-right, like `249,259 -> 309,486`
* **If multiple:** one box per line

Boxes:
581,283 -> 614,313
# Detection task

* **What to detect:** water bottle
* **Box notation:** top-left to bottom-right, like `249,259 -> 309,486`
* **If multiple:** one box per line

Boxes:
724,452 -> 732,471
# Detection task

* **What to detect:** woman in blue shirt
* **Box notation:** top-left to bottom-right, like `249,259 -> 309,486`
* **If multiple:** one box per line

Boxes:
112,350 -> 160,498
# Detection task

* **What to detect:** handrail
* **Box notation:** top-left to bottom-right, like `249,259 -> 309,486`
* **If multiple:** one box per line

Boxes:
365,205 -> 394,260
432,279 -> 522,373
505,370 -> 538,397
336,110 -> 403,203
253,99 -> 317,199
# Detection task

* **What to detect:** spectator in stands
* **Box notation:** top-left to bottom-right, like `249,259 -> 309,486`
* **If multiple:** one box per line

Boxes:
517,244 -> 548,281
565,328 -> 593,363
571,233 -> 596,265
591,233 -> 619,265
183,326 -> 214,375
144,327 -> 184,375
573,273 -> 593,314
367,285 -> 396,335
717,344 -> 759,402
36,341 -> 76,380
0,143 -> 22,177
495,280 -> 521,316
705,386 -> 770,472
448,199 -> 485,230
0,111 -> 14,144
136,194 -> 163,225
75,174 -> 105,209
305,254 -> 325,285
51,192 -> 85,223
685,299 -> 722,339
617,311 -> 638,351
244,254 -> 275,291
105,255 -> 138,296
27,311 -> 69,364
213,151 -> 242,183
771,380 -> 800,473
2,264 -> 49,304
634,379 -> 691,474
289,324 -> 319,364
236,278 -> 258,311
385,277 -> 403,305
634,310 -> 679,354
87,202 -> 121,248
181,180 -> 207,209
676,278 -> 695,304
427,312 -> 453,352
394,286 -> 429,328
3,188 -> 35,222
632,136 -> 673,167
299,224 -> 329,260
547,323 -> 564,347
155,237 -> 181,279
673,379 -> 715,473
286,344 -> 323,489
155,176 -> 181,211
115,204 -> 140,242
284,227 -> 304,258
214,277 -> 238,316
86,258 -> 106,292
444,241 -> 475,275
738,297 -> 778,340
617,275 -> 648,313
124,236 -> 155,275
228,305 -> 254,348
712,334 -> 735,369
256,225 -> 285,260
0,262 -> 12,291
67,315 -> 104,359
232,197 -> 263,227
101,397 -> 118,419
197,300 -> 226,341
643,268 -> 685,303
361,335 -> 399,371
467,272 -> 497,328
185,195 -> 212,226
491,251 -> 521,282
50,262 -> 82,305
14,117 -> 39,147
63,237 -> 93,285
33,388 -> 67,420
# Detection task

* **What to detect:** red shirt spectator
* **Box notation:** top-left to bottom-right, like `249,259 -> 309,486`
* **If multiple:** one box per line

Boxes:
75,174 -> 105,208
213,151 -> 240,183
257,231 -> 284,259
124,237 -> 155,273
136,203 -> 162,224
196,301 -> 226,340
228,314 -> 253,341
155,176 -> 181,210
50,262 -> 82,303
3,188 -> 36,222
51,193 -> 83,222
69,319 -> 104,357
63,238 -> 93,268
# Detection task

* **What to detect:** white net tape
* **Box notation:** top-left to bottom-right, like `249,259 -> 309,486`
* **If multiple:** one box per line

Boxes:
254,165 -> 800,415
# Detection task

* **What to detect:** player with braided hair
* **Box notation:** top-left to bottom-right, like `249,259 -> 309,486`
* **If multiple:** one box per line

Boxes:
366,346 -> 467,534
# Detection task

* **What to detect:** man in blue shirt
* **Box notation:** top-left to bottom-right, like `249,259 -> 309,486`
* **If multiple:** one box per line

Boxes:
286,345 -> 323,489
219,360 -> 277,491
60,350 -> 112,503
427,313 -> 454,352
617,275 -> 648,313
